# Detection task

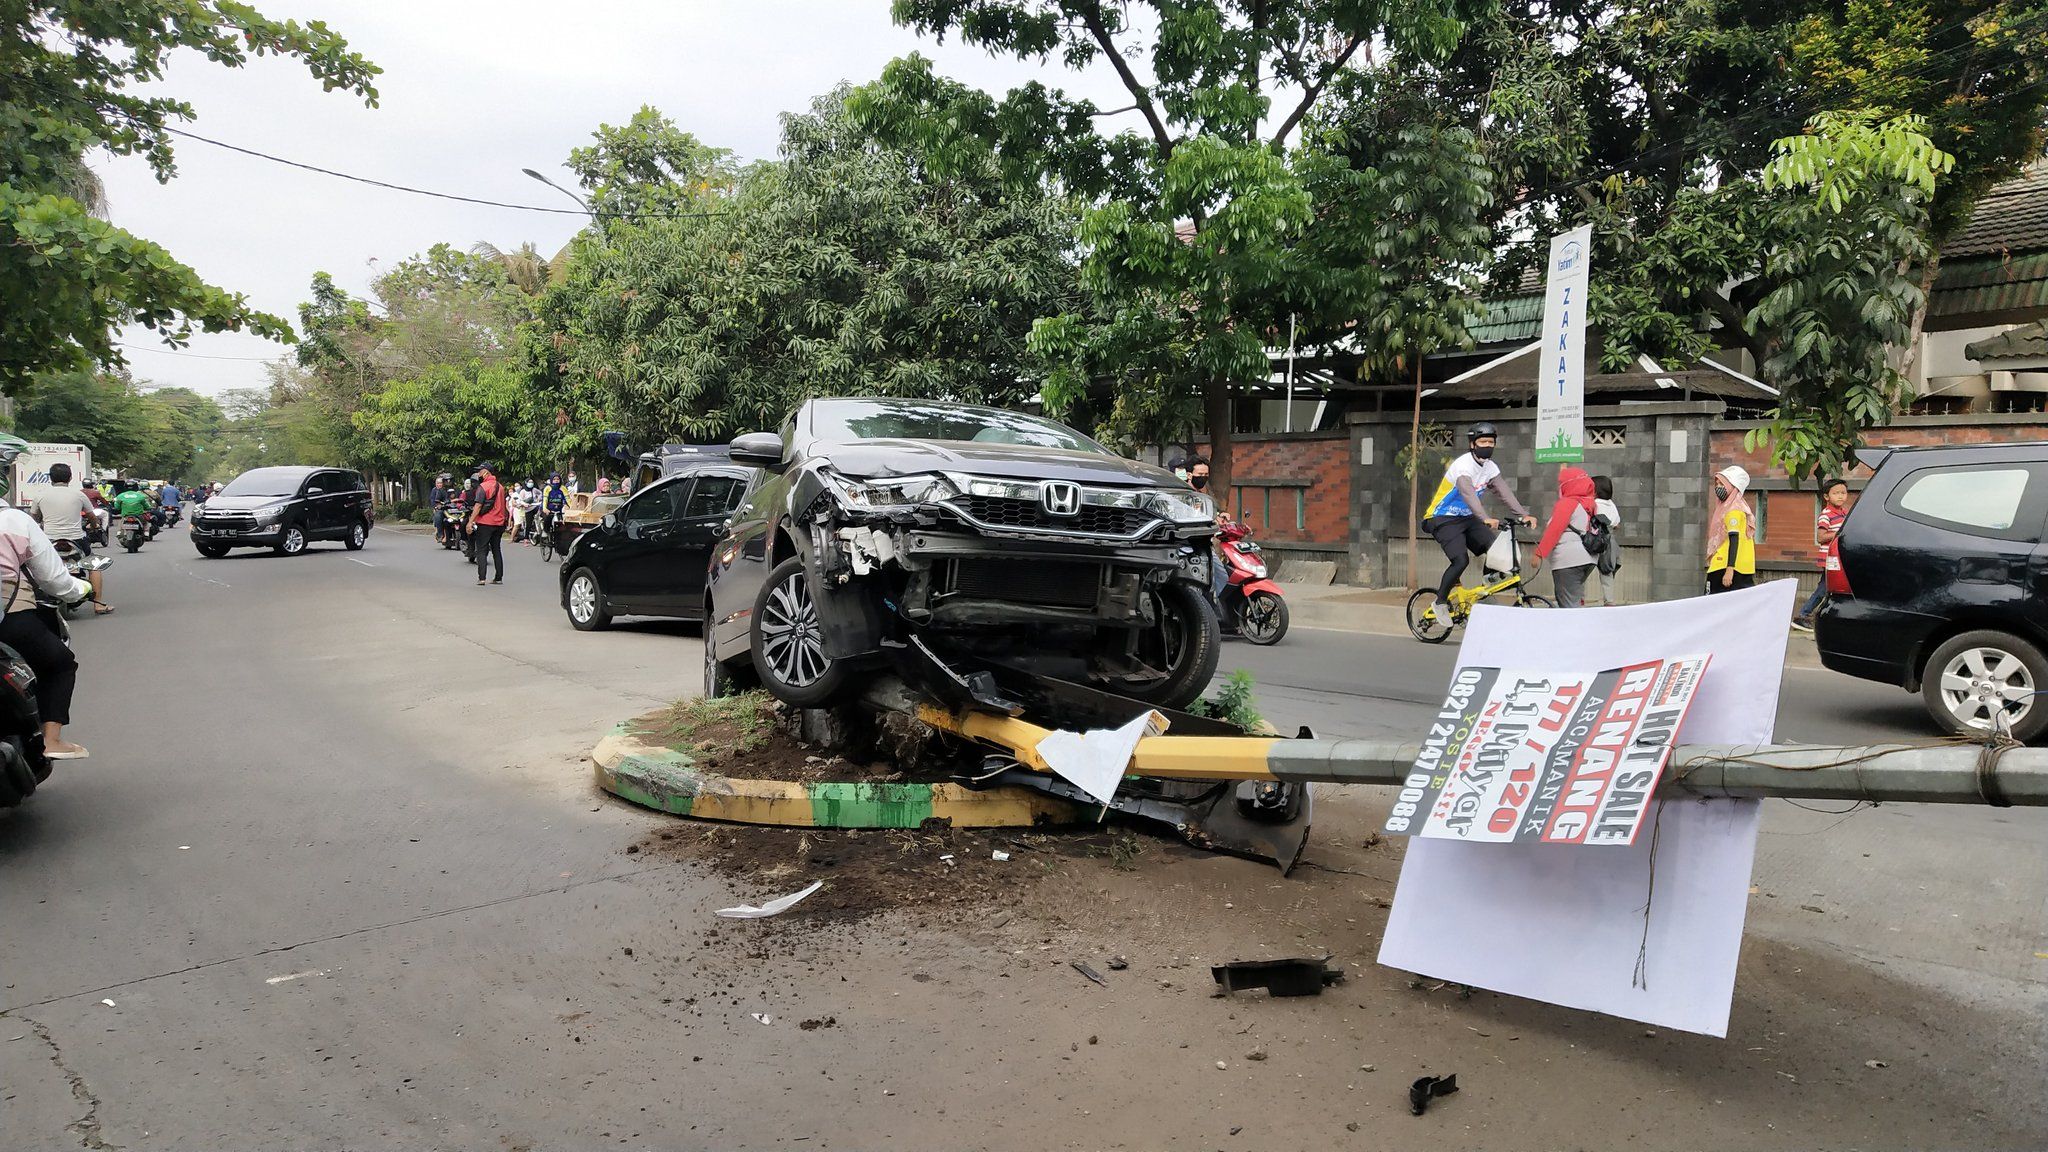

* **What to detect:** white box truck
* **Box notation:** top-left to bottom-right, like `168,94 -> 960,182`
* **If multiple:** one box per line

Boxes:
12,443 -> 92,509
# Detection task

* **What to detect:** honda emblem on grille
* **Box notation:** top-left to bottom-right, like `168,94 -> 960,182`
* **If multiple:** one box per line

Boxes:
1041,480 -> 1082,516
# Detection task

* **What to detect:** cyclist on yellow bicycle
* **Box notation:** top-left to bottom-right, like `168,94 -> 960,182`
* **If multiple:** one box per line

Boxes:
1420,422 -> 1535,625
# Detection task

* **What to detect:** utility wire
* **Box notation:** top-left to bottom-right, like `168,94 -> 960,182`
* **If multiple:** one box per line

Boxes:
116,341 -> 284,362
163,127 -> 729,222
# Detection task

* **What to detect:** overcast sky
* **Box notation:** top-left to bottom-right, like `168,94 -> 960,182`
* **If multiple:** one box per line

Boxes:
99,1 -> 1135,396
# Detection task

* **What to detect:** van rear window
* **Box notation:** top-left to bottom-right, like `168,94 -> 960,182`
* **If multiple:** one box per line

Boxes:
1894,467 -> 2029,535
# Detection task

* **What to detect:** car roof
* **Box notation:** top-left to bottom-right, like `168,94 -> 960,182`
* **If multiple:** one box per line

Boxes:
1864,441 -> 2048,472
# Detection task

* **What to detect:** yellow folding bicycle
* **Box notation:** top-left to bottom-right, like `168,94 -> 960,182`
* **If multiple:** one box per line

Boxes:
1405,532 -> 1553,643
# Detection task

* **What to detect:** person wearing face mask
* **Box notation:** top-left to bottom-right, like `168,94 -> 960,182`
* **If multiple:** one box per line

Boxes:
1419,423 -> 1535,624
1705,464 -> 1757,593
1177,455 -> 1235,615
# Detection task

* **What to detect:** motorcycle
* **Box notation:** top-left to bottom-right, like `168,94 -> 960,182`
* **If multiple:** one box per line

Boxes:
117,513 -> 148,553
83,505 -> 109,547
48,542 -> 108,620
164,505 -> 181,526
1216,520 -> 1289,645
0,553 -> 105,808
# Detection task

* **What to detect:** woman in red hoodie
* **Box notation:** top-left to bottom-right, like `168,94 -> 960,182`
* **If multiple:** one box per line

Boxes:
1529,465 -> 1599,608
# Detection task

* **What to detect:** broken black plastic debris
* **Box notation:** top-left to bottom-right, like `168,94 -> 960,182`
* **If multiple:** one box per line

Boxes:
1210,956 -> 1344,997
1071,960 -> 1108,986
1409,1073 -> 1459,1116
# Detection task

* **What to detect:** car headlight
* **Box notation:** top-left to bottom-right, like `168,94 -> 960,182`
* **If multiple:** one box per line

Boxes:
255,503 -> 288,524
823,472 -> 960,508
1142,490 -> 1215,525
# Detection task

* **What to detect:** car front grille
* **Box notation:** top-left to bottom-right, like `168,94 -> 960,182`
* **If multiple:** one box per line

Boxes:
951,494 -> 1156,538
949,558 -> 1103,608
198,513 -> 260,532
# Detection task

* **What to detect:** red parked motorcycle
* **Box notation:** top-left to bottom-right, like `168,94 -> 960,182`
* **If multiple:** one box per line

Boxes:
1217,520 -> 1288,645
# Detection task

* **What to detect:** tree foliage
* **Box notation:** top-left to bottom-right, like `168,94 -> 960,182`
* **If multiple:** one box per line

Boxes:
13,370 -> 224,478
853,0 -> 1489,485
533,88 -> 1079,446
351,362 -> 546,480
0,2 -> 379,389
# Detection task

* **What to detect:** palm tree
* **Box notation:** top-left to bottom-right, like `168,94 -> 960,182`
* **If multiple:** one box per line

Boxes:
471,241 -> 551,296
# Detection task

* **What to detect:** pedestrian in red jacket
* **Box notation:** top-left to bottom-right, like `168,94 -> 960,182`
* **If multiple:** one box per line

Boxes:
1529,465 -> 1599,608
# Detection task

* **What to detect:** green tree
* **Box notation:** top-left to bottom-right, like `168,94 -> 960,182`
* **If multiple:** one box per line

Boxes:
351,362 -> 545,480
535,88 -> 1079,447
0,2 -> 379,389
1749,111 -> 1952,477
13,369 -> 153,463
565,106 -> 738,222
854,0 -> 1484,489
129,386 -> 226,479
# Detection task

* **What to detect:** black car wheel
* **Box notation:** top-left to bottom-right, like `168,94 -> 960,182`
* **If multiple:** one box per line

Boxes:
565,567 -> 612,631
1923,630 -> 2048,743
276,524 -> 307,556
749,557 -> 849,706
344,521 -> 368,550
195,542 -> 229,559
1121,580 -> 1221,710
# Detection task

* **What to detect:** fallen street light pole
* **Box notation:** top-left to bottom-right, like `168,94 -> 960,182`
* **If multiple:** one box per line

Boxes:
880,689 -> 2046,809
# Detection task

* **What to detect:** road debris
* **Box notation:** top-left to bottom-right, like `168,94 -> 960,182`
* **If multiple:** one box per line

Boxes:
1211,956 -> 1344,997
99,998 -> 115,1007
1409,1073 -> 1459,1116
750,1013 -> 774,1025
1107,955 -> 1129,971
991,850 -> 1010,861
716,880 -> 824,919
1864,1059 -> 1889,1069
1071,960 -> 1108,987
799,1017 -> 837,1031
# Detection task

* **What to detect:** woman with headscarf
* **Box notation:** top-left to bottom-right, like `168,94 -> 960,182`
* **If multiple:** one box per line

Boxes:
1706,465 -> 1757,594
1529,465 -> 1599,608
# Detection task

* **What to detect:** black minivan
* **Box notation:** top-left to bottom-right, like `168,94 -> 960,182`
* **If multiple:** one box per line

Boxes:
559,462 -> 754,630
1816,442 -> 2048,741
191,466 -> 374,557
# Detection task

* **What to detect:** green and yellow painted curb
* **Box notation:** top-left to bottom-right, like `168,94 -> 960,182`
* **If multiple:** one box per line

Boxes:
591,723 -> 1084,829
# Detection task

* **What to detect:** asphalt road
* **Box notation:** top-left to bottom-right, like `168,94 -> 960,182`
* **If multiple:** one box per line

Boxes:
2,524 -> 2042,1149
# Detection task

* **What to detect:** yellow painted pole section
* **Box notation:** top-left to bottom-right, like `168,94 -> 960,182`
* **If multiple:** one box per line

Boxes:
915,705 -> 1282,782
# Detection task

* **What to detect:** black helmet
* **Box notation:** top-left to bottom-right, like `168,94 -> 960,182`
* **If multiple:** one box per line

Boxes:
1467,421 -> 1499,443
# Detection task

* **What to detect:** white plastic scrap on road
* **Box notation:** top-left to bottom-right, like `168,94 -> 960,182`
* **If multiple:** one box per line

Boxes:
716,880 -> 824,919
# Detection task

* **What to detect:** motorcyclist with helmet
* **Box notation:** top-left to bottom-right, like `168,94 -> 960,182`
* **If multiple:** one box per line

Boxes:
0,437 -> 94,759
1420,422 -> 1535,624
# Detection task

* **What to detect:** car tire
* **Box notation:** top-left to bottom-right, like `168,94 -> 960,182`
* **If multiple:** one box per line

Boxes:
749,556 -> 850,707
704,632 -> 739,699
566,567 -> 612,631
276,524 -> 307,556
195,542 -> 229,559
344,520 -> 368,550
1921,630 -> 2048,743
1122,580 -> 1221,710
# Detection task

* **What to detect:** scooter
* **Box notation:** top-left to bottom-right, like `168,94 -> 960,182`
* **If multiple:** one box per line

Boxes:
117,513 -> 148,553
1216,520 -> 1289,645
0,555 -> 104,808
48,542 -> 109,620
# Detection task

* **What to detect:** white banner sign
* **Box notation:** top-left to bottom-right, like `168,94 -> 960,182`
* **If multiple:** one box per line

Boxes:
1536,224 -> 1592,463
1378,580 -> 1798,1037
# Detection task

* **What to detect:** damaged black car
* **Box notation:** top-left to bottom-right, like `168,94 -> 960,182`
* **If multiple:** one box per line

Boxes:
703,397 -> 1221,709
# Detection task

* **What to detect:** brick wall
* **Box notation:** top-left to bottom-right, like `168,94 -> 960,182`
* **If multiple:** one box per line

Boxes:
1194,432 -> 1351,546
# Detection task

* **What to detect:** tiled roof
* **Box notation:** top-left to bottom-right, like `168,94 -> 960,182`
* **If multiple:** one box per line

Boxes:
1942,164 -> 2048,258
1468,292 -> 1542,345
1928,250 -> 2048,326
1964,321 -> 2048,361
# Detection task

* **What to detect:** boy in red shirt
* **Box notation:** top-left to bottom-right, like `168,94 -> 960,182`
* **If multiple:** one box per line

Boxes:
1792,477 -> 1849,631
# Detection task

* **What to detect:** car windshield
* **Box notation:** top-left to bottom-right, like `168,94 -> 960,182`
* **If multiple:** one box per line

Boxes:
219,468 -> 306,498
809,399 -> 1108,454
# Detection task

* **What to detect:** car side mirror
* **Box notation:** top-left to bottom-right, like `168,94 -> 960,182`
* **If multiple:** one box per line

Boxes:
306,487 -> 325,496
728,432 -> 786,471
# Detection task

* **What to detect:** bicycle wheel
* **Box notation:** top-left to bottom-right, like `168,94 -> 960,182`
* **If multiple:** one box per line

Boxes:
1406,588 -> 1455,644
1517,592 -> 1555,608
539,528 -> 555,563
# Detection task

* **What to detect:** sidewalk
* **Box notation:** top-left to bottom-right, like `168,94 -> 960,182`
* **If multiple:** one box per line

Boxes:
1277,580 -> 1826,669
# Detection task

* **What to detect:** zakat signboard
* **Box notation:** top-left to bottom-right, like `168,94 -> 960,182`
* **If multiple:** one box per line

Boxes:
1385,655 -> 1710,847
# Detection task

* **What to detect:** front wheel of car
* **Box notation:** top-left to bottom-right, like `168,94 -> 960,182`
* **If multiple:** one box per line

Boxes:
276,524 -> 307,556
1121,580 -> 1221,710
566,568 -> 612,632
1923,630 -> 2048,743
749,556 -> 849,707
344,521 -> 368,550
704,632 -> 738,699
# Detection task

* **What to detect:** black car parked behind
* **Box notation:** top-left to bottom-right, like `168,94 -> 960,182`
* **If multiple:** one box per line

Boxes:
559,462 -> 754,631
190,466 -> 373,557
1816,441 -> 2048,741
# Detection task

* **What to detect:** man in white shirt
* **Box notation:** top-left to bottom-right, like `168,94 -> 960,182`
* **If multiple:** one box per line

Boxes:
1420,422 -> 1534,622
29,463 -> 105,613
